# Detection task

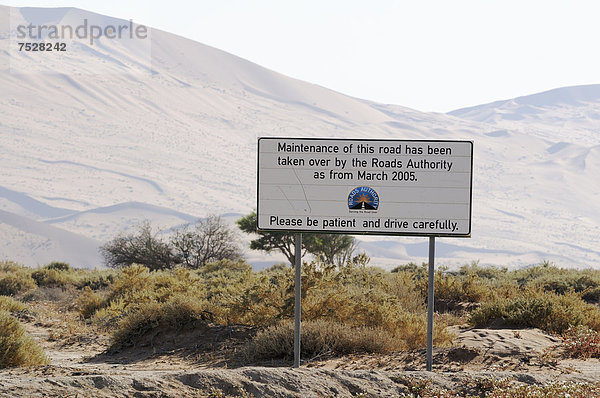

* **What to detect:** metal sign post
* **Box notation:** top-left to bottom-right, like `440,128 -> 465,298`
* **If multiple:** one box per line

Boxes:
293,233 -> 302,368
426,236 -> 435,371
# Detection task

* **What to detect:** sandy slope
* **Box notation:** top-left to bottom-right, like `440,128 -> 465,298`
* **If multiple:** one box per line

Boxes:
1,5 -> 600,269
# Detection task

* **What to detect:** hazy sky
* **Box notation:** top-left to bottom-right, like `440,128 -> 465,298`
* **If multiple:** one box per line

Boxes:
4,0 -> 600,112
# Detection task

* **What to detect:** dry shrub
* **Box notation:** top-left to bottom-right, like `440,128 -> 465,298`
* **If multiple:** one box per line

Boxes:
30,262 -> 92,289
0,270 -> 36,296
110,295 -> 207,350
106,264 -> 153,302
90,259 -> 456,350
293,262 -> 454,349
106,264 -> 203,306
0,310 -> 48,368
469,290 -> 600,334
20,286 -> 73,304
300,289 -> 453,349
91,300 -> 127,331
0,261 -> 24,273
582,286 -> 600,303
0,296 -> 28,313
434,272 -> 490,303
30,268 -> 76,288
77,286 -> 104,319
226,268 -> 292,326
244,314 -> 454,363
396,312 -> 455,349
386,271 -> 426,313
514,264 -> 600,294
0,261 -> 115,303
91,264 -> 211,329
93,261 -> 256,327
191,260 -> 455,349
244,319 -> 401,361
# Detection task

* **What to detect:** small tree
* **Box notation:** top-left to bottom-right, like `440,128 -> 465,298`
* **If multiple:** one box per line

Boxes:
237,211 -> 299,266
171,215 -> 242,269
100,221 -> 177,270
306,234 -> 358,267
237,211 -> 357,267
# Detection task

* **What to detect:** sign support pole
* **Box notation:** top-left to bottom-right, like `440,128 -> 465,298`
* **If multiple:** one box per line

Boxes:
426,236 -> 436,371
293,233 -> 302,368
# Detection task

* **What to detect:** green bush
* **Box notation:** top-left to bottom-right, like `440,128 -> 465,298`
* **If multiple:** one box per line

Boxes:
33,257 -> 600,361
237,261 -> 454,349
1,261 -> 116,299
391,262 -> 428,280
44,261 -> 71,271
0,311 -> 48,368
105,264 -> 203,309
76,270 -> 116,291
385,271 -> 425,313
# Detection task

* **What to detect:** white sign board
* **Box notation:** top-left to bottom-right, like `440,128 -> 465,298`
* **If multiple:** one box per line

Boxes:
257,138 -> 473,237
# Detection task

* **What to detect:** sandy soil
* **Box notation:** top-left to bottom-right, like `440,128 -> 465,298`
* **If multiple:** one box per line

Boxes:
1,307 -> 600,397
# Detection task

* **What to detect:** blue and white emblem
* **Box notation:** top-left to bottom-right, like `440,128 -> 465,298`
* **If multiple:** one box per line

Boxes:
348,186 -> 379,210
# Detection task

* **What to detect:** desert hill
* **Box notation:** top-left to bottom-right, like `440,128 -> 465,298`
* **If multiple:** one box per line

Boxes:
0,5 -> 599,268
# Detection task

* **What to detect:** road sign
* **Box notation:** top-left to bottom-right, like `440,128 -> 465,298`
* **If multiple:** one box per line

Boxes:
257,137 -> 473,237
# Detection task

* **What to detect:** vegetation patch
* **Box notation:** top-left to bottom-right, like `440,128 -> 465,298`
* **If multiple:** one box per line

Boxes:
77,286 -> 105,319
110,295 -> 207,351
469,290 -> 600,334
243,319 -> 400,361
0,295 -> 28,313
561,325 -> 600,359
4,249 -> 600,370
0,310 -> 48,368
483,381 -> 600,398
0,263 -> 36,296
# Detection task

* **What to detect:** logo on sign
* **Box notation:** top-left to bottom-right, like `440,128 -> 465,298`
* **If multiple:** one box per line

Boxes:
348,186 -> 379,211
